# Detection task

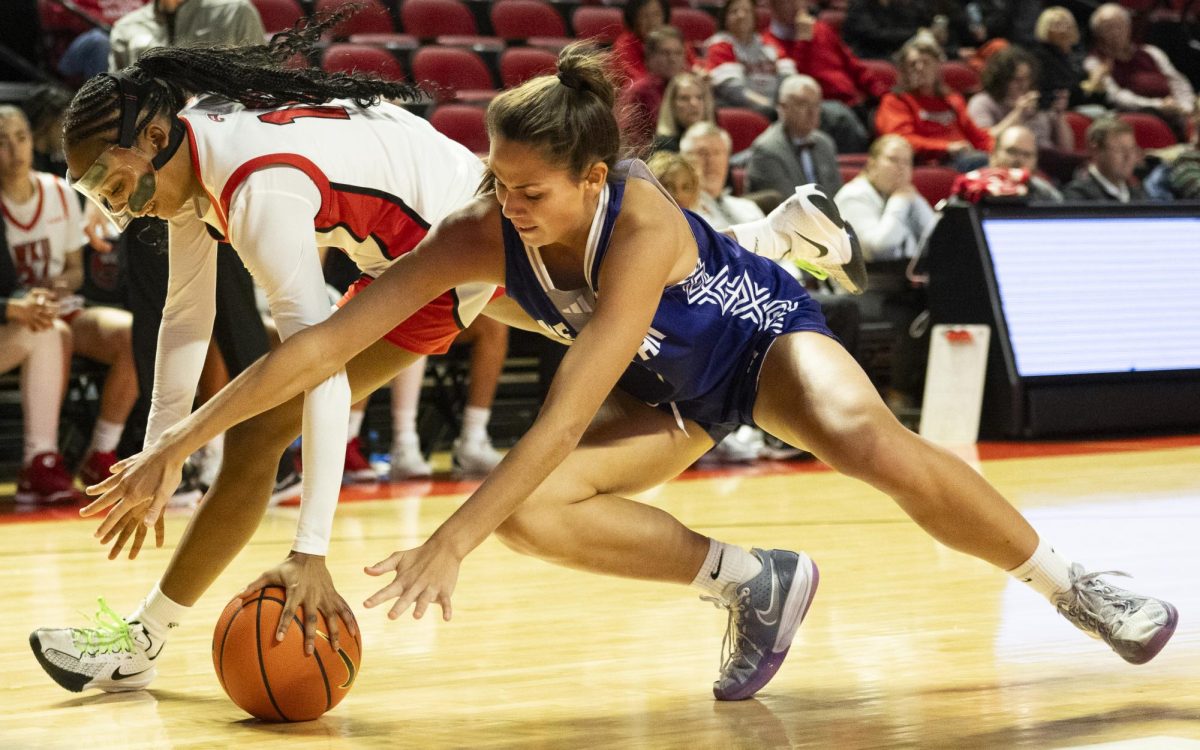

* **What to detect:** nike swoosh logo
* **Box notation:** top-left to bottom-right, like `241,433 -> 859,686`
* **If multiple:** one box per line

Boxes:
795,232 -> 829,258
317,632 -> 357,689
755,559 -> 781,627
111,665 -> 152,681
710,548 -> 725,580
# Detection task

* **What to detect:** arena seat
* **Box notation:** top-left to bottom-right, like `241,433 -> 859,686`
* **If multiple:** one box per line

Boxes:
320,44 -> 406,81
716,107 -> 771,154
411,46 -> 497,103
500,46 -> 559,88
429,104 -> 490,154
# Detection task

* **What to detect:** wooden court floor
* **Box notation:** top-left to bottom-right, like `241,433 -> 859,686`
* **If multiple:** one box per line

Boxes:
1,438 -> 1198,749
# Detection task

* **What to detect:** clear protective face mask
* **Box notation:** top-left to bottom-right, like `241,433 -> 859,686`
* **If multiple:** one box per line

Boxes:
66,72 -> 185,230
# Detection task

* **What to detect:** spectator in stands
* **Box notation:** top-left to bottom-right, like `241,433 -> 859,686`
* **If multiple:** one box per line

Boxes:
2,106 -> 139,499
972,0 -> 1040,50
833,133 -> 933,412
1030,6 -> 1108,113
762,0 -> 879,152
681,123 -> 763,229
21,85 -> 73,176
875,35 -> 992,171
704,0 -> 797,118
747,74 -> 843,197
611,0 -> 695,83
834,135 -> 935,261
968,47 -> 1074,152
1085,3 -> 1195,140
622,27 -> 689,148
842,0 -> 933,61
1063,116 -> 1145,202
652,72 -> 715,154
989,125 -> 1064,202
647,151 -> 702,210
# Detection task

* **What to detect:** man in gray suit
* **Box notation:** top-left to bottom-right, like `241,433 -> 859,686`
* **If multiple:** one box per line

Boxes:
746,74 -> 843,199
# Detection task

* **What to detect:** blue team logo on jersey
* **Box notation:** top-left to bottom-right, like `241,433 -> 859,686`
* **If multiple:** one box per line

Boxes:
682,265 -> 799,333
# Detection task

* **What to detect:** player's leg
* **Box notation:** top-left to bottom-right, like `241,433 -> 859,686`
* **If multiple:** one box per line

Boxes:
490,389 -> 818,701
69,307 -> 137,485
29,339 -> 419,693
752,331 -> 1178,665
450,315 -> 509,475
388,356 -> 432,479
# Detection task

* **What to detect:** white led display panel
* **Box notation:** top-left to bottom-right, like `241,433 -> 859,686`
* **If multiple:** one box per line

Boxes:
980,216 -> 1200,376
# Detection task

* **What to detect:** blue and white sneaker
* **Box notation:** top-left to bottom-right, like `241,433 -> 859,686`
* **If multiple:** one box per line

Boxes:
1055,564 -> 1178,665
29,599 -> 160,693
709,548 -> 820,701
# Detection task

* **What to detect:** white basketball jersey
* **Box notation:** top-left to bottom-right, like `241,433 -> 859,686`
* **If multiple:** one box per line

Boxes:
1,172 -> 81,288
179,96 -> 493,317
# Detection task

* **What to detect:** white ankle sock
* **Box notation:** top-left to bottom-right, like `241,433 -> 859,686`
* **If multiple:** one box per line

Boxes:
691,539 -> 763,602
129,583 -> 190,646
89,419 -> 124,453
461,406 -> 490,444
1007,538 -> 1073,602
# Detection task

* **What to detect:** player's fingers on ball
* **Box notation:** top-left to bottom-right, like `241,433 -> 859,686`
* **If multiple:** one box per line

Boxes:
338,600 -> 358,637
277,602 -> 296,641
325,612 -> 340,652
304,609 -> 319,656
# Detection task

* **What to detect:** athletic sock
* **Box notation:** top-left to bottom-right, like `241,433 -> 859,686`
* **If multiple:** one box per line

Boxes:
691,539 -> 764,602
89,419 -> 124,454
128,583 -> 190,647
1007,538 -> 1073,602
461,405 -> 491,444
347,409 -> 365,443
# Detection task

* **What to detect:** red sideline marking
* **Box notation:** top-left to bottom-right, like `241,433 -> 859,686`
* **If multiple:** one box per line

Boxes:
4,434 -> 1200,523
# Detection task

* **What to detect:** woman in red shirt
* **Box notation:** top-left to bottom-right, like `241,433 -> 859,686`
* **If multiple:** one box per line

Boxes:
875,35 -> 993,171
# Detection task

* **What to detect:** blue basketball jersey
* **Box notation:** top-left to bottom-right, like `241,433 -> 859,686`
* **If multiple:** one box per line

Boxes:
501,160 -> 831,435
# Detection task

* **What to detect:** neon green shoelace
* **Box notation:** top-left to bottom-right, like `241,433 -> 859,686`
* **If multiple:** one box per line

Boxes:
72,598 -> 134,656
793,259 -> 830,281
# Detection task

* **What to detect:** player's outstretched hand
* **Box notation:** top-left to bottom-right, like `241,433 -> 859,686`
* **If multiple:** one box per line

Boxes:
363,539 -> 460,622
80,445 -> 186,546
239,552 -> 358,657
98,510 -> 166,560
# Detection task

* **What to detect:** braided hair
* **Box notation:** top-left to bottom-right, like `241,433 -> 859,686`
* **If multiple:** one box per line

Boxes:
63,8 -> 423,149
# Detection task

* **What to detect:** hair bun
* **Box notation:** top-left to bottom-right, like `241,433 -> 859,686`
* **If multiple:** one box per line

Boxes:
556,70 -> 584,92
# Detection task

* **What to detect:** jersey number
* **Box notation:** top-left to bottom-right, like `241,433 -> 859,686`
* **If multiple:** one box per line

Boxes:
258,105 -> 351,126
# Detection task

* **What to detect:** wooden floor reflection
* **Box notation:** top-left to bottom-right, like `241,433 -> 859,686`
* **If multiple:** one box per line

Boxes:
2,441 -> 1198,749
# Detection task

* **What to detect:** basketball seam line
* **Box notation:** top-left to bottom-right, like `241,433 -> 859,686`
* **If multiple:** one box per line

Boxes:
256,589 -> 291,722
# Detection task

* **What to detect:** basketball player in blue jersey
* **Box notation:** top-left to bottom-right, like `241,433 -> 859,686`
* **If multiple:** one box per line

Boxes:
69,44 -> 1176,701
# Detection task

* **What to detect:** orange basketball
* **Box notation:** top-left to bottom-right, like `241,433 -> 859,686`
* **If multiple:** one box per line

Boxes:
212,585 -> 362,722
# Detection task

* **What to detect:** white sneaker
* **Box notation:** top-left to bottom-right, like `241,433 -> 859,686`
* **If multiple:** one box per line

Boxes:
1054,564 -> 1179,665
452,436 -> 503,477
706,426 -> 765,464
29,599 -> 160,693
770,185 -> 867,295
191,442 -> 222,493
390,437 -> 432,480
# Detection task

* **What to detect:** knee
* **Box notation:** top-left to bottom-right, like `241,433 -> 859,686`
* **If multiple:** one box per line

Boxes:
814,409 -> 900,481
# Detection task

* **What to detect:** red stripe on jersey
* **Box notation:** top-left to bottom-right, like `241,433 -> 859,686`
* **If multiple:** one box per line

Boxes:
0,176 -> 44,231
218,154 -> 431,262
181,116 -> 230,237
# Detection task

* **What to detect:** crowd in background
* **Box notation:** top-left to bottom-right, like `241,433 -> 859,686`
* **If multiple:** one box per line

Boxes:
3,0 -> 1200,502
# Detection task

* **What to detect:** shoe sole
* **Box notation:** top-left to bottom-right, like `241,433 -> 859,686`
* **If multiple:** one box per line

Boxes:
15,489 -> 83,504
343,468 -> 381,483
714,553 -> 820,701
1124,601 -> 1179,665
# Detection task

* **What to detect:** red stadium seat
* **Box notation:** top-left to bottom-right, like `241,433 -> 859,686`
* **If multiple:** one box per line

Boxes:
320,44 -> 406,80
500,46 -> 559,88
1118,112 -> 1178,149
860,59 -> 899,91
252,0 -> 305,35
315,0 -> 396,37
716,107 -> 771,154
1064,110 -> 1092,154
429,105 -> 490,154
669,8 -> 717,44
401,0 -> 478,37
491,0 -> 568,40
941,61 -> 981,95
572,7 -> 624,43
837,152 -> 869,168
411,46 -> 497,103
911,165 -> 959,205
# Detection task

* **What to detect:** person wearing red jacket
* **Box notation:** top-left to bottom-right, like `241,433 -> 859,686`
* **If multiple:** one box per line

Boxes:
875,35 -> 993,171
762,0 -> 878,152
611,0 -> 697,84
